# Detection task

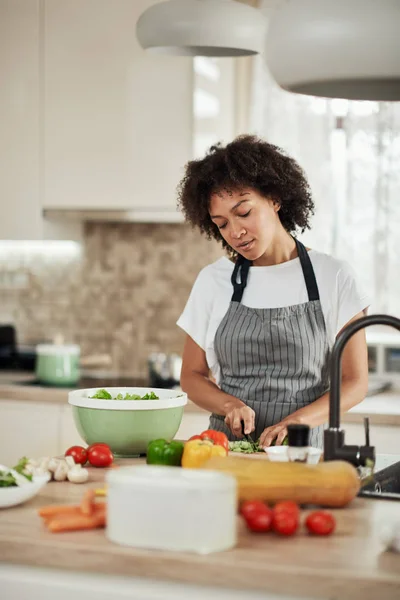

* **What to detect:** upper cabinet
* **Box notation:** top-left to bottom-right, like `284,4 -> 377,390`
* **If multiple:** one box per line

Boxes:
43,0 -> 193,214
0,0 -> 42,240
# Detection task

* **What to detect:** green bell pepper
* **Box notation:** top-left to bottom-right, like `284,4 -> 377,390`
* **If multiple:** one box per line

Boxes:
146,439 -> 184,466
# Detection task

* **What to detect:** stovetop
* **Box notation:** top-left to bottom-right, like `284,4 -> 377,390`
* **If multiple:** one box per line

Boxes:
17,376 -> 151,389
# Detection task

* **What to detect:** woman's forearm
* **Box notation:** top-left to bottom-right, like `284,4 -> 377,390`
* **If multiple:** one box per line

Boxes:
180,372 -> 244,416
290,377 -> 368,428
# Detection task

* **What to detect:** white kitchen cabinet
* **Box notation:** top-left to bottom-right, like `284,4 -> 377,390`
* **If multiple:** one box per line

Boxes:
60,404 -> 86,449
0,400 -> 62,465
175,410 -> 210,441
43,0 -> 193,214
0,0 -> 42,240
344,422 -> 400,455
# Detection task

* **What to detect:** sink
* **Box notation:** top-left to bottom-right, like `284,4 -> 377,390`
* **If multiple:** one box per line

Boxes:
359,458 -> 400,501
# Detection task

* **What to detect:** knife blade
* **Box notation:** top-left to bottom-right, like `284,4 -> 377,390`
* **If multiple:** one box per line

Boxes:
241,420 -> 256,450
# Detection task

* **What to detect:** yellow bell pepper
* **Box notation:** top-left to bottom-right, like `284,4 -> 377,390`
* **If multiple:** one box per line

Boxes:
181,439 -> 227,469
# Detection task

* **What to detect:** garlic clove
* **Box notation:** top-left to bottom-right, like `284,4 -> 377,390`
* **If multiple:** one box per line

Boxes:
53,462 -> 69,482
48,458 -> 60,473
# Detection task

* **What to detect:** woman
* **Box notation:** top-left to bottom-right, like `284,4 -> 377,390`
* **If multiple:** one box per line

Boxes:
176,135 -> 369,447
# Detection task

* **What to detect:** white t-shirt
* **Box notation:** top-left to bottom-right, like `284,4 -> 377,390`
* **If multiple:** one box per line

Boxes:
177,250 -> 370,384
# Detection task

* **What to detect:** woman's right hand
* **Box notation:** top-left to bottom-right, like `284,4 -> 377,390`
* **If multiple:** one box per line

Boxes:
224,404 -> 255,438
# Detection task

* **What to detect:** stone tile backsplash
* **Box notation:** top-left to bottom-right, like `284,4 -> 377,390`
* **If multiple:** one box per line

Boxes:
0,223 -> 223,376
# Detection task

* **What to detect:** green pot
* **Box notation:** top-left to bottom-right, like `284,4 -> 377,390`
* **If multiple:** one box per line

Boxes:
36,344 -> 80,386
68,387 -> 187,457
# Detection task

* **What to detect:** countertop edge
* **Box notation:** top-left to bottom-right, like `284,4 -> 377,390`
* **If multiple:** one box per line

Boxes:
1,531 -> 400,600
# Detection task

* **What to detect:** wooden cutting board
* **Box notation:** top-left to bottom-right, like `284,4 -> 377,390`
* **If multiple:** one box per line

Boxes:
228,450 -> 269,460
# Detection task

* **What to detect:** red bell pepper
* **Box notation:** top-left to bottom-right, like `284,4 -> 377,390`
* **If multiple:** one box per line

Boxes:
188,429 -> 229,452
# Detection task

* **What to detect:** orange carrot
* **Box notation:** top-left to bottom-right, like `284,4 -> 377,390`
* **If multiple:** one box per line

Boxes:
47,506 -> 106,533
38,505 -> 82,518
80,489 -> 96,516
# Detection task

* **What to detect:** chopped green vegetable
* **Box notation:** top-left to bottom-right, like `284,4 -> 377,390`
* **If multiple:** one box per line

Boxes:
89,389 -> 159,400
90,388 -> 112,399
229,440 -> 264,453
141,392 -> 159,400
0,457 -> 33,488
228,434 -> 289,454
271,435 -> 289,446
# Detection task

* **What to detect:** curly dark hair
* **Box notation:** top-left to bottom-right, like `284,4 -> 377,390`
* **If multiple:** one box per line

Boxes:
177,134 -> 314,254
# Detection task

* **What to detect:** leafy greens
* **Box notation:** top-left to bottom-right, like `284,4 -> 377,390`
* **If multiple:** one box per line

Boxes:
89,388 -> 159,400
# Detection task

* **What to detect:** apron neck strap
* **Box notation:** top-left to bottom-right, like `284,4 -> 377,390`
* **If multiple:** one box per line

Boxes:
231,254 -> 251,302
230,237 -> 320,303
294,237 -> 320,301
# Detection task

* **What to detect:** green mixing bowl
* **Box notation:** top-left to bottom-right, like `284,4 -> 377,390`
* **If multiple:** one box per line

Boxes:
68,387 -> 187,457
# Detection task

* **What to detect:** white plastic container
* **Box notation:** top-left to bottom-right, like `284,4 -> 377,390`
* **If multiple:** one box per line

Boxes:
265,446 -> 323,464
106,465 -> 237,554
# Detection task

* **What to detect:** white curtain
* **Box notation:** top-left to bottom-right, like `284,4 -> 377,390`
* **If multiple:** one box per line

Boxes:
249,6 -> 400,316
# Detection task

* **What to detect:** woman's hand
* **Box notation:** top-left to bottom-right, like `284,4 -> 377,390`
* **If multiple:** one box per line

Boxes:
224,405 -> 255,438
259,416 -> 303,448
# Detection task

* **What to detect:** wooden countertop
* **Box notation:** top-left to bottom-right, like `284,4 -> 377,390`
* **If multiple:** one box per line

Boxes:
1,459 -> 400,600
1,371 -> 400,424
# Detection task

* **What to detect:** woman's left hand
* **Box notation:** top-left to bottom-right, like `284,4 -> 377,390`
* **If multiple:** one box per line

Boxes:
259,416 -> 303,448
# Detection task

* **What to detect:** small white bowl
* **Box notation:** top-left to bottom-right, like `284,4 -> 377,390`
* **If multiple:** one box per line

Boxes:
265,446 -> 288,462
264,446 -> 323,464
307,447 -> 323,464
0,473 -> 50,509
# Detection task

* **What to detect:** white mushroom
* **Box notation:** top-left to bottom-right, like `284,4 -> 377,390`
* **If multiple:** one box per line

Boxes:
64,456 -> 76,469
53,460 -> 69,481
67,465 -> 89,484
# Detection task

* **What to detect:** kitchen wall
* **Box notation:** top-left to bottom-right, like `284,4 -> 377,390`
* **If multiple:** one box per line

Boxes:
0,223 -> 223,376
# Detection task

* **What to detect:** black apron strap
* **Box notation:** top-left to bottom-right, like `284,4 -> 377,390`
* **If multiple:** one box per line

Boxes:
231,254 -> 251,302
294,238 -> 320,301
230,239 -> 320,303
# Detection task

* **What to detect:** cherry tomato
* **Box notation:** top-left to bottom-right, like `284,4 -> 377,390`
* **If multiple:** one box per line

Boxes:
240,500 -> 273,533
87,442 -> 111,452
273,501 -> 300,519
272,509 -> 299,536
305,511 -> 336,536
240,500 -> 270,520
246,510 -> 273,533
65,445 -> 88,465
87,444 -> 114,468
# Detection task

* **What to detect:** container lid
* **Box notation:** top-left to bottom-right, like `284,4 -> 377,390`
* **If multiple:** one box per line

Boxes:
106,465 -> 236,492
287,424 -> 310,447
36,344 -> 80,356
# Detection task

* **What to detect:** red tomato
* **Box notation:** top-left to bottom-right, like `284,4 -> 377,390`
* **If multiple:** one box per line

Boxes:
305,511 -> 336,536
87,444 -> 114,468
240,501 -> 273,533
272,509 -> 299,536
65,445 -> 88,465
87,442 -> 111,452
240,500 -> 270,520
274,501 -> 300,518
246,510 -> 273,533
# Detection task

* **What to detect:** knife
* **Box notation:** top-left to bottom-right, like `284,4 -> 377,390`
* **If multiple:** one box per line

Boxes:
241,420 -> 256,450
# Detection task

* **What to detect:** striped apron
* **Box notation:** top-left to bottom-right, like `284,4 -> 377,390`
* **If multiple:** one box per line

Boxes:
209,239 -> 330,448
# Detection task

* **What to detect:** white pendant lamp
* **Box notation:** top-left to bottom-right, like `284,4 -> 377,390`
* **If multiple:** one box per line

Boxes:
136,0 -> 267,57
266,0 -> 400,101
